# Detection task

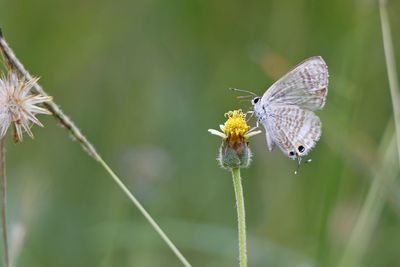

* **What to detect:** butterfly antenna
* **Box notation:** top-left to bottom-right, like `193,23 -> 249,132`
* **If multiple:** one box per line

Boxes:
229,88 -> 258,97
245,110 -> 255,122
236,95 -> 254,99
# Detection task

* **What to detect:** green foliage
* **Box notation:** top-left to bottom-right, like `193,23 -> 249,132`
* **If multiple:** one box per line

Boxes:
0,0 -> 399,266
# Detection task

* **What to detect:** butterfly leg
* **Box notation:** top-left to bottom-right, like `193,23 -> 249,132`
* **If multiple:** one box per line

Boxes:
294,156 -> 302,175
245,110 -> 255,121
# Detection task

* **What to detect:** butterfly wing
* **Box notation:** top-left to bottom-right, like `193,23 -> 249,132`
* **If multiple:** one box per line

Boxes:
261,56 -> 328,111
261,120 -> 275,151
264,105 -> 321,159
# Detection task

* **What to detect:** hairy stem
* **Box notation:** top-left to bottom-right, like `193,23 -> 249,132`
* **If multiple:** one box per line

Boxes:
231,168 -> 247,267
0,29 -> 191,267
0,138 -> 9,267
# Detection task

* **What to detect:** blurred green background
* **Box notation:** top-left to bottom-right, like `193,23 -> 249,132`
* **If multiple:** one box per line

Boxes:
0,0 -> 400,266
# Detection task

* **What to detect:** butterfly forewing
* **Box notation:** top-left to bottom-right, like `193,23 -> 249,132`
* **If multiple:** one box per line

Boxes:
261,56 -> 328,111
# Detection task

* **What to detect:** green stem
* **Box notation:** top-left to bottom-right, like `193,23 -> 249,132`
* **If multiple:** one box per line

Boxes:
380,0 -> 400,163
96,157 -> 192,267
231,168 -> 247,267
0,138 -> 9,267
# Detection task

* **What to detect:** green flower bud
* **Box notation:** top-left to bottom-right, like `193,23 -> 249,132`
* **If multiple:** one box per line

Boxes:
218,140 -> 252,169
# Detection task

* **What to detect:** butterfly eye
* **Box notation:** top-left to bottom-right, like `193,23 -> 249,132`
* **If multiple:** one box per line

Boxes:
252,97 -> 260,104
297,145 -> 305,153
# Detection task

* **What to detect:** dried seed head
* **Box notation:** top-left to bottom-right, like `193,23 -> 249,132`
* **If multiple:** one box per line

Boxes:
0,71 -> 52,142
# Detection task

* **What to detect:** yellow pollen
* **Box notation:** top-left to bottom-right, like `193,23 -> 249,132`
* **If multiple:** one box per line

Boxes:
223,110 -> 249,141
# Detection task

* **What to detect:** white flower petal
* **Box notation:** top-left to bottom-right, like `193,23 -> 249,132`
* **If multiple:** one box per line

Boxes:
20,77 -> 39,97
245,130 -> 262,138
26,105 -> 52,115
22,111 -> 43,127
0,123 -> 9,138
26,95 -> 52,105
15,124 -> 23,141
208,129 -> 227,138
21,123 -> 34,138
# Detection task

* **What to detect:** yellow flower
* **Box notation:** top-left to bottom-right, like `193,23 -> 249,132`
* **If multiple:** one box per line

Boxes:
208,109 -> 261,169
223,110 -> 250,142
208,109 -> 261,143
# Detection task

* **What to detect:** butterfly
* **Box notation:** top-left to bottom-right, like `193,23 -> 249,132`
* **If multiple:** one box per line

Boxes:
249,56 -> 328,161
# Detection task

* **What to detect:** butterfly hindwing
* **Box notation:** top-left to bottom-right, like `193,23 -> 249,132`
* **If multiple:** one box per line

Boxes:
265,105 -> 321,159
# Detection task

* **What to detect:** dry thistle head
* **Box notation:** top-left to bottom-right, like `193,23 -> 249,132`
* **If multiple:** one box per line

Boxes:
208,109 -> 261,169
0,71 -> 52,142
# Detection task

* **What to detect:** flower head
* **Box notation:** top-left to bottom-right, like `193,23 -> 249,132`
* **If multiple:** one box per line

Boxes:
208,110 -> 261,141
0,71 -> 52,142
208,109 -> 261,169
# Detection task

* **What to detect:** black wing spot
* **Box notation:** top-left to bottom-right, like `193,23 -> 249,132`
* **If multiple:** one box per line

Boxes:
298,145 -> 305,153
289,151 -> 295,156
